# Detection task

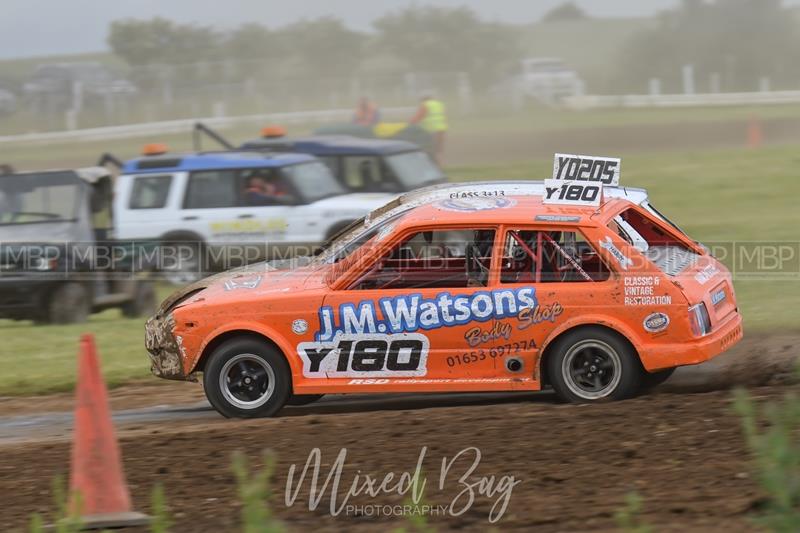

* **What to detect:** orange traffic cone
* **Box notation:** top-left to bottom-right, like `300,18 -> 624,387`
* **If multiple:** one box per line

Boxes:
747,117 -> 764,149
69,334 -> 149,529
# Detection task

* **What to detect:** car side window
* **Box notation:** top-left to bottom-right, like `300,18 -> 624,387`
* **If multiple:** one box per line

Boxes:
500,229 -> 610,283
351,228 -> 496,290
316,156 -> 340,177
129,175 -> 172,209
342,156 -> 382,191
183,170 -> 239,209
240,168 -> 294,206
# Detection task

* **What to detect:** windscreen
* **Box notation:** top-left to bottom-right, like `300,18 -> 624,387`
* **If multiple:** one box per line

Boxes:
385,151 -> 444,188
0,171 -> 82,225
283,161 -> 345,202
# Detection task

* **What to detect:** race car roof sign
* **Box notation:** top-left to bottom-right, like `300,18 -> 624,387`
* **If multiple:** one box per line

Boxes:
543,153 -> 622,207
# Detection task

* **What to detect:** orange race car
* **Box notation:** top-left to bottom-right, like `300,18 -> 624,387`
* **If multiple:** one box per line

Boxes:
145,156 -> 743,418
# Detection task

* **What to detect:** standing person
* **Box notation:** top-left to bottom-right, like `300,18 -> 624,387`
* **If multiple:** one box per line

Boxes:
410,93 -> 448,165
353,96 -> 380,127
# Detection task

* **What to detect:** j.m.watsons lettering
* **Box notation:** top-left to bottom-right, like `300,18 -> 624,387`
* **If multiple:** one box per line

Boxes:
315,288 -> 538,342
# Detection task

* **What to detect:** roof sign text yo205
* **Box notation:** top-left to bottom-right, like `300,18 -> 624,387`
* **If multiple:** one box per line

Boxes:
543,153 -> 622,207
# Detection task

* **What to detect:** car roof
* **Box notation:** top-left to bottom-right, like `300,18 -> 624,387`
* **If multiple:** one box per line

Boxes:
365,181 -> 649,228
121,151 -> 315,174
0,167 -> 111,184
394,196 -> 631,229
240,136 -> 419,156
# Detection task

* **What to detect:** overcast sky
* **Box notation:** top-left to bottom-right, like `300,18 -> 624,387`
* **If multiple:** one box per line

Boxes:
3,0 -> 799,59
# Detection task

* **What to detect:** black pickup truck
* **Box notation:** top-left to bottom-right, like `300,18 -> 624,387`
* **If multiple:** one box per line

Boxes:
0,167 -> 155,323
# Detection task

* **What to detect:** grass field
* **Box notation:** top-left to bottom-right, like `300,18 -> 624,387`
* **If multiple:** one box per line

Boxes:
6,102 -> 800,171
1,143 -> 798,396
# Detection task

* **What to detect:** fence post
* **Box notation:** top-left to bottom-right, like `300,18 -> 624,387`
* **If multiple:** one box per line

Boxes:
710,73 -> 721,93
682,64 -> 695,95
405,72 -> 417,99
457,72 -> 472,113
648,78 -> 661,96
64,109 -> 78,131
213,101 -> 226,118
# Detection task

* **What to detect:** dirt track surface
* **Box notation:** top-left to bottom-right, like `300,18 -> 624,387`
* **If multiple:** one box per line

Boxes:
0,386 -> 788,532
0,332 -> 798,532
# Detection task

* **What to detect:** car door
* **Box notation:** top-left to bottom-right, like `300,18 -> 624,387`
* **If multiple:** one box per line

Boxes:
316,224 -> 513,383
182,168 -> 290,264
496,225 -> 617,384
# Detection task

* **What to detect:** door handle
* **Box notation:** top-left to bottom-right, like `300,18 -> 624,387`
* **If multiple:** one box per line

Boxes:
238,214 -> 255,219
182,216 -> 199,221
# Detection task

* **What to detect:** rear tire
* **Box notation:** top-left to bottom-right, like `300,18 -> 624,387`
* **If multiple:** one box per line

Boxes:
47,282 -> 90,324
547,327 -> 642,403
203,337 -> 290,418
122,282 -> 156,318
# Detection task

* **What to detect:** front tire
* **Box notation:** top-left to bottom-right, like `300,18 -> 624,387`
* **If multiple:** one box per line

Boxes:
203,338 -> 290,418
547,327 -> 642,403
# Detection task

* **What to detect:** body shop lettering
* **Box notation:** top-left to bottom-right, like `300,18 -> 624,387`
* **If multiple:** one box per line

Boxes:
315,287 -> 537,342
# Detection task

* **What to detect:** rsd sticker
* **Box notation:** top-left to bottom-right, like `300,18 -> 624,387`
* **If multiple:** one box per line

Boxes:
643,312 -> 670,333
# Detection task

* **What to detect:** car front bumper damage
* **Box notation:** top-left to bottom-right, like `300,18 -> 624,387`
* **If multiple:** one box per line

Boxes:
145,313 -> 194,381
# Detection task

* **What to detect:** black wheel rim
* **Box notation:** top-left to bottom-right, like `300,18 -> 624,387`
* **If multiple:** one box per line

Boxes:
219,354 -> 275,409
562,340 -> 621,400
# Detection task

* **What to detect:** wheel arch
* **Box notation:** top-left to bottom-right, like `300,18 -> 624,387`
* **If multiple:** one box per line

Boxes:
192,322 -> 301,379
159,230 -> 205,243
538,318 -> 643,387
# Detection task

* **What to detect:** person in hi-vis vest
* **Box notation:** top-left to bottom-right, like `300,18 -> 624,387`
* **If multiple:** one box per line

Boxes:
410,93 -> 448,165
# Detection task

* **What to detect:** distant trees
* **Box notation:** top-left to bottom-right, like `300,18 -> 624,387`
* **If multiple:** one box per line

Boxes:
109,17 -> 365,74
620,0 -> 800,92
278,17 -> 365,78
541,2 -> 588,22
107,8 -> 521,88
108,18 -> 221,66
373,6 -> 520,88
103,2 -> 800,96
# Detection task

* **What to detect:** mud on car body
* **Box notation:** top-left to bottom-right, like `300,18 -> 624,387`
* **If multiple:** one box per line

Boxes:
146,170 -> 743,418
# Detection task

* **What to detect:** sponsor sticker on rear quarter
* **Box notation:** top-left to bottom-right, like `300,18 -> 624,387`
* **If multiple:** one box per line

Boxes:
643,312 -> 670,333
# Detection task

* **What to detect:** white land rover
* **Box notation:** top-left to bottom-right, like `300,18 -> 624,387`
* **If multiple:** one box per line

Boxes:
114,150 -> 396,283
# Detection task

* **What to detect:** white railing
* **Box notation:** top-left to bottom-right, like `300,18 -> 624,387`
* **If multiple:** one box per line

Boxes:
563,91 -> 800,110
0,106 -> 415,146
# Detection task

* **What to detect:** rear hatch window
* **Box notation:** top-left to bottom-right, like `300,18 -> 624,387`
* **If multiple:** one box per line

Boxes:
609,207 -> 700,276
